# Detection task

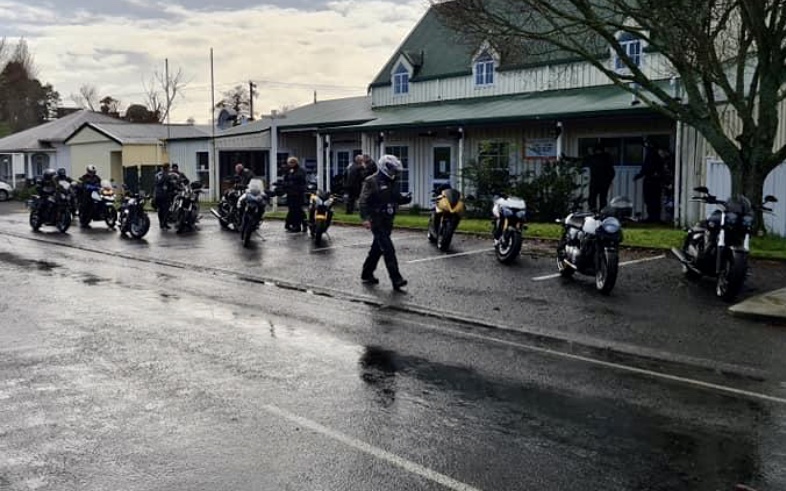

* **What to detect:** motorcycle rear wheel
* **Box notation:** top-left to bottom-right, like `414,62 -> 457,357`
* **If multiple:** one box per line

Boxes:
596,249 -> 619,294
496,228 -> 522,264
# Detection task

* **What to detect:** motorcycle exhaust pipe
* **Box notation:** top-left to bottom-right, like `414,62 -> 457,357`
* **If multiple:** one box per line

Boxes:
671,247 -> 702,275
209,208 -> 222,220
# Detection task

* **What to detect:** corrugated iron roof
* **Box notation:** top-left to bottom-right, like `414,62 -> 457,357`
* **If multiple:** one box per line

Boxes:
0,110 -> 122,152
84,122 -> 211,144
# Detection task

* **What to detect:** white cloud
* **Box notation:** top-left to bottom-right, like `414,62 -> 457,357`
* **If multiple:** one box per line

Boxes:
3,0 -> 428,123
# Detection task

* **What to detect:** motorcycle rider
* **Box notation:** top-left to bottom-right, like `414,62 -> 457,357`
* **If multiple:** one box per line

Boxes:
35,168 -> 59,219
77,165 -> 102,227
233,163 -> 255,187
358,154 -> 412,290
56,168 -> 77,216
283,156 -> 307,232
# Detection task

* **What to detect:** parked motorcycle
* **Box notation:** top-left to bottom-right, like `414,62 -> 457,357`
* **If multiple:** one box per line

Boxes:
671,186 -> 778,302
556,196 -> 633,294
79,180 -> 118,229
169,181 -> 203,233
211,182 -> 246,231
28,179 -> 73,233
306,183 -> 342,246
492,193 -> 527,263
118,188 -> 151,239
427,184 -> 465,252
238,179 -> 273,247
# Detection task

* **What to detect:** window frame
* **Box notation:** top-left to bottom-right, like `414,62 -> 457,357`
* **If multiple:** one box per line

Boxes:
392,63 -> 410,96
474,51 -> 496,87
384,145 -> 410,193
614,32 -> 643,71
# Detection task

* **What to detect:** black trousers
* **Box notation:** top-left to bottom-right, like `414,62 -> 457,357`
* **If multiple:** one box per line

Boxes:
362,222 -> 403,282
643,179 -> 662,222
156,196 -> 171,227
345,193 -> 359,214
285,194 -> 306,230
588,178 -> 612,211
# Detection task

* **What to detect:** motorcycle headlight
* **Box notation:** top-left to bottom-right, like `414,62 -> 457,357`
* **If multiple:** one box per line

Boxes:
516,210 -> 527,220
742,215 -> 754,228
502,207 -> 514,218
724,212 -> 738,226
325,199 -> 333,207
601,217 -> 621,234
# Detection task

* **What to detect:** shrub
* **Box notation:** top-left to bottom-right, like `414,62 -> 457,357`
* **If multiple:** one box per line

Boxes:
512,158 -> 585,222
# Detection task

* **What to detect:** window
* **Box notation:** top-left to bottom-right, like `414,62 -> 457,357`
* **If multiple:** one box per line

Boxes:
385,145 -> 409,193
474,51 -> 495,86
393,63 -> 409,95
31,153 -> 50,177
335,151 -> 351,177
615,32 -> 642,70
478,141 -> 509,170
196,152 -> 210,188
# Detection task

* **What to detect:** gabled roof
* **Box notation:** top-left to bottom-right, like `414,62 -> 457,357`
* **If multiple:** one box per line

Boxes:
369,2 -> 610,88
0,110 -> 121,153
65,122 -> 211,145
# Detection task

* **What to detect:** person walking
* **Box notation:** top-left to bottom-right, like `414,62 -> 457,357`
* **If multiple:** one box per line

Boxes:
358,154 -> 412,291
283,157 -> 307,232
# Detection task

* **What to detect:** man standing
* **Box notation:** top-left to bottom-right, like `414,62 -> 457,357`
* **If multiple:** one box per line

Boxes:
77,165 -> 102,227
283,157 -> 307,232
344,155 -> 365,214
586,146 -> 616,211
635,142 -> 666,223
154,163 -> 175,230
359,154 -> 412,291
233,163 -> 255,187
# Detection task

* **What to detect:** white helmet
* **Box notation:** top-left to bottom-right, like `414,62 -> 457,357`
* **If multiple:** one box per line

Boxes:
86,165 -> 97,175
377,154 -> 403,180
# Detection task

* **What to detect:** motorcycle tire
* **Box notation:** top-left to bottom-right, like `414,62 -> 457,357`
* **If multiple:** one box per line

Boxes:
681,236 -> 702,280
240,221 -> 252,248
79,210 -> 91,228
596,249 -> 619,295
105,207 -> 118,229
130,214 -> 151,239
427,214 -> 438,244
56,210 -> 71,233
437,219 -> 455,252
716,251 -> 746,302
496,228 -> 522,264
556,239 -> 575,278
314,222 -> 327,247
29,211 -> 42,232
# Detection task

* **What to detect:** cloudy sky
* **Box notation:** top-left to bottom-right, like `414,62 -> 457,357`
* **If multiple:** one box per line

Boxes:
2,0 -> 429,123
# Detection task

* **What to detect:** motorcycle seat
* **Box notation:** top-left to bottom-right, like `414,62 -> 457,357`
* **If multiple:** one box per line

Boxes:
567,212 -> 592,229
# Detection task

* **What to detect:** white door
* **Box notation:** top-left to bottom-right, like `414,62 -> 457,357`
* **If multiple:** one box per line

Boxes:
431,145 -> 453,193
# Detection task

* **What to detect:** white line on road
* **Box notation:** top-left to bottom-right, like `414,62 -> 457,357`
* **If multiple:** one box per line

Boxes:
531,254 -> 666,281
262,404 -> 483,491
407,248 -> 491,264
311,241 -> 369,253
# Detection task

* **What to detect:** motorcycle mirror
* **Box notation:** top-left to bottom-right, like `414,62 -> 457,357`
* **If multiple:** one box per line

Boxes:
764,195 -> 778,203
693,186 -> 709,194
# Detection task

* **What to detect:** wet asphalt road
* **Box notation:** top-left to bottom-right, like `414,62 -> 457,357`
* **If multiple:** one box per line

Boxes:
1,203 -> 786,490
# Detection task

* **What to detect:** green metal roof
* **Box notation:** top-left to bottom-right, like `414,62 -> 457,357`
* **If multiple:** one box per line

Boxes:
338,84 -> 657,131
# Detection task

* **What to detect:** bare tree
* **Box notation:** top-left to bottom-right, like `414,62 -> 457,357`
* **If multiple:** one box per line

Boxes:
70,84 -> 100,111
143,66 -> 188,123
434,0 -> 786,219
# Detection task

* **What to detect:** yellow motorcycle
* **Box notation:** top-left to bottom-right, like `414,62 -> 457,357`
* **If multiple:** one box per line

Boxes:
427,184 -> 465,252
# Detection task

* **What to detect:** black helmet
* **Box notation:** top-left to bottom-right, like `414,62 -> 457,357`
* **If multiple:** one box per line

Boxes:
57,168 -> 67,177
43,168 -> 57,179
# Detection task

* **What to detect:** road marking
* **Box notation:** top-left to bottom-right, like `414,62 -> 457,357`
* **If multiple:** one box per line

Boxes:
407,248 -> 491,264
262,404 -> 483,491
408,319 -> 786,406
311,241 -> 369,252
531,254 -> 666,281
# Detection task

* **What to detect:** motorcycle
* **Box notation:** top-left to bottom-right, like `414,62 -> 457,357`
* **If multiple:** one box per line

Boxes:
671,186 -> 778,302
492,193 -> 527,263
118,188 -> 151,239
28,179 -> 73,233
427,184 -> 465,252
169,181 -> 202,233
556,196 -> 633,294
211,182 -> 247,231
238,179 -> 274,247
306,183 -> 342,246
79,179 -> 118,229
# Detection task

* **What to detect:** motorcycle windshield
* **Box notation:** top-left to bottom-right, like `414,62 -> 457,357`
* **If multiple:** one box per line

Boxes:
443,188 -> 462,207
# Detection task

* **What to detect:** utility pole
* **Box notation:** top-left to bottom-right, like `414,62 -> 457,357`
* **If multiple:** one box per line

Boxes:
249,80 -> 257,121
165,58 -> 171,141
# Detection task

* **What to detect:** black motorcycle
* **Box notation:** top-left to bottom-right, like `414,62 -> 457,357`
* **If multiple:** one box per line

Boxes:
427,184 -> 466,252
169,181 -> 202,233
556,196 -> 633,294
492,193 -> 527,263
238,179 -> 274,247
306,183 -> 342,246
211,182 -> 247,231
118,188 -> 151,239
28,179 -> 73,233
671,186 -> 778,302
79,180 -> 118,229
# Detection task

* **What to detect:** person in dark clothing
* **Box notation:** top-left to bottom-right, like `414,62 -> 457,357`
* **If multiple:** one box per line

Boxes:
585,146 -> 616,211
634,142 -> 666,223
363,154 -> 378,176
358,154 -> 412,291
77,165 -> 102,227
344,154 -> 365,214
283,157 -> 307,232
35,168 -> 59,218
154,163 -> 176,229
233,163 -> 255,187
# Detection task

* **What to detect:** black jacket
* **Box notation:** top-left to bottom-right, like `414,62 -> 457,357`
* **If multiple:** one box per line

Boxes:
234,168 -> 255,187
345,163 -> 364,196
358,173 -> 411,226
283,167 -> 307,197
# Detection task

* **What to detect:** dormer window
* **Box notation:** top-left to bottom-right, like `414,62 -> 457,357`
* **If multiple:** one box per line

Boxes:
474,51 -> 495,86
393,63 -> 410,95
615,32 -> 642,71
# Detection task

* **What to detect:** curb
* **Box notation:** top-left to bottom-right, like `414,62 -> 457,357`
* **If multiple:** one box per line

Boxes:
729,288 -> 786,323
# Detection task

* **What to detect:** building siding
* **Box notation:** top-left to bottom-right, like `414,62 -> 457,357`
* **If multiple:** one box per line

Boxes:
122,144 -> 168,167
68,141 -> 122,182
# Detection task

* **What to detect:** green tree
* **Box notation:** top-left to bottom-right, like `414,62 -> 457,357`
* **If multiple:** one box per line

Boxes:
0,39 -> 60,133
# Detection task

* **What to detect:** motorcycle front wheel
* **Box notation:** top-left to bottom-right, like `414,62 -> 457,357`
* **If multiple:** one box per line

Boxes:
495,227 -> 522,264
314,221 -> 327,246
595,248 -> 619,294
29,211 -> 42,232
56,209 -> 71,233
105,207 -> 118,229
437,217 -> 456,252
240,218 -> 253,248
716,250 -> 747,302
130,214 -> 151,239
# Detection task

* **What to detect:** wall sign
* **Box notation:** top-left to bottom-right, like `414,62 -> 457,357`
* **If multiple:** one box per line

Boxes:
524,138 -> 557,160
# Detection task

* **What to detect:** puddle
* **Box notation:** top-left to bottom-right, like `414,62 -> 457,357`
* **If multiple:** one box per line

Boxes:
0,251 -> 60,271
